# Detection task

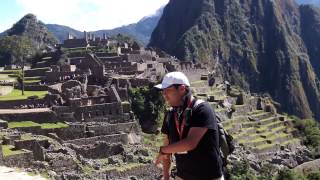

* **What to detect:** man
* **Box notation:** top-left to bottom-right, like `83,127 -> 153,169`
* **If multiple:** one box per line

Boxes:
154,72 -> 224,180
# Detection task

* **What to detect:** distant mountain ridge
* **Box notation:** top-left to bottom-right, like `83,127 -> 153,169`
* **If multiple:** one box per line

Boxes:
46,7 -> 164,45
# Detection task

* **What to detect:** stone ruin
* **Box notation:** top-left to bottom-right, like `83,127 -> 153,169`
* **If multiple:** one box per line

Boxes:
0,37 -> 211,179
0,36 -> 315,179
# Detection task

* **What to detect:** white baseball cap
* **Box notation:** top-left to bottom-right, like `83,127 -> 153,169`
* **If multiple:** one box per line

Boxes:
154,71 -> 190,89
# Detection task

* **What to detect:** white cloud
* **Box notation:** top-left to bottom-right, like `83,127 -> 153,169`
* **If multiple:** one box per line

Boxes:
15,0 -> 169,31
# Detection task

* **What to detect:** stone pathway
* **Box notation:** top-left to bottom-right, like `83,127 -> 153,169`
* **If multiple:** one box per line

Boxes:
0,166 -> 46,180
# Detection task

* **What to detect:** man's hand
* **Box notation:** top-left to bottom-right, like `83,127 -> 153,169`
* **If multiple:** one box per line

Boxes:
154,153 -> 171,180
154,153 -> 170,167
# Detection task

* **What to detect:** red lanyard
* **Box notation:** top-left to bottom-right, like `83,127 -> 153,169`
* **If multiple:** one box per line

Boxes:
174,98 -> 193,140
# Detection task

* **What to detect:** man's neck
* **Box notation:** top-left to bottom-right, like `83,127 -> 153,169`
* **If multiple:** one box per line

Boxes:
175,94 -> 194,109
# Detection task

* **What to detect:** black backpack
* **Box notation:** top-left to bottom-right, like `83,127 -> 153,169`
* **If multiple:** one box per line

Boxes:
192,99 -> 235,164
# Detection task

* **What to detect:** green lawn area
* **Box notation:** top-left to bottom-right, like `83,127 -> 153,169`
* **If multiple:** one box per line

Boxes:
143,133 -> 164,148
0,74 -> 16,81
24,76 -> 43,80
24,79 -> 41,84
41,122 -> 69,129
8,121 -> 69,129
0,89 -> 48,101
8,121 -> 40,128
0,69 -> 21,74
191,80 -> 207,85
2,145 -> 27,157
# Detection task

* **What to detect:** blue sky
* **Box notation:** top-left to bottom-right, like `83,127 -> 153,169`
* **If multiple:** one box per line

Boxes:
0,0 -> 169,33
297,0 -> 320,4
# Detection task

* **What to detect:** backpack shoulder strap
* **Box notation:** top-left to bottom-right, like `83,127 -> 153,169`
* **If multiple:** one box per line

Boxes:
192,99 -> 205,111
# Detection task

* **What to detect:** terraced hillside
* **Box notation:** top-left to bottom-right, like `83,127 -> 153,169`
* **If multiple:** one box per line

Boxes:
190,78 -> 301,160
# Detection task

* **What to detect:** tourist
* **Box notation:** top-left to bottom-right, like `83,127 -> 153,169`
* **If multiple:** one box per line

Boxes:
154,72 -> 224,180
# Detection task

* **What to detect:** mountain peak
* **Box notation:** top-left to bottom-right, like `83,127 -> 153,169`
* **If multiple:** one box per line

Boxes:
5,13 -> 58,49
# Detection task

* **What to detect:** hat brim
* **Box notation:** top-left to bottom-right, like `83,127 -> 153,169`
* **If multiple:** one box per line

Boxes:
154,83 -> 170,90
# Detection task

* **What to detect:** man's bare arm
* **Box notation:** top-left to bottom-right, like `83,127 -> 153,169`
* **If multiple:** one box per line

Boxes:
162,135 -> 171,180
161,127 -> 208,154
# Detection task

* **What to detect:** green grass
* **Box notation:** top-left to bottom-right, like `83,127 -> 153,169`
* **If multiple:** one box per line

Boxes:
26,67 -> 50,71
9,121 -> 69,129
255,142 -> 276,150
8,121 -> 41,128
255,138 -> 300,150
101,163 -> 145,172
2,145 -> 27,157
0,69 -> 21,74
24,76 -> 43,80
250,111 -> 270,117
0,74 -> 16,81
247,110 -> 264,115
24,79 -> 41,84
20,133 -> 34,140
190,80 -> 207,85
0,89 -> 48,101
143,133 -> 164,148
41,122 -> 69,129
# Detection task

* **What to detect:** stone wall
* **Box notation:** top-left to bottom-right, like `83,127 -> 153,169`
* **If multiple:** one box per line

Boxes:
87,122 -> 139,136
84,113 -> 132,124
73,102 -> 123,120
14,139 -> 45,161
129,78 -> 150,88
104,164 -> 161,179
0,110 -> 57,123
45,71 -> 78,83
100,56 -> 124,63
64,133 -> 128,146
125,54 -> 153,62
70,142 -> 124,159
1,148 -> 34,168
118,88 -> 128,101
0,98 -> 47,109
25,68 -> 50,77
20,85 -> 48,91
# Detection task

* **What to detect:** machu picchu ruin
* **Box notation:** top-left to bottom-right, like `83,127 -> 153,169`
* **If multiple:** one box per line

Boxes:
1,0 -> 320,179
0,31 -> 318,179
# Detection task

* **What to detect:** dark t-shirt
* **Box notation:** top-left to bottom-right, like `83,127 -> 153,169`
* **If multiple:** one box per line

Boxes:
161,101 -> 223,180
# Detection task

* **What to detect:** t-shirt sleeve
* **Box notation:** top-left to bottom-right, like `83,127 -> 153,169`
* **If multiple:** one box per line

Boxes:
161,112 -> 170,135
189,102 -> 216,129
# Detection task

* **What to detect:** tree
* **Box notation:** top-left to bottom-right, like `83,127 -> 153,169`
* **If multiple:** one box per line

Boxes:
307,171 -> 320,180
294,118 -> 320,150
0,35 -> 34,95
128,84 -> 165,133
276,169 -> 306,180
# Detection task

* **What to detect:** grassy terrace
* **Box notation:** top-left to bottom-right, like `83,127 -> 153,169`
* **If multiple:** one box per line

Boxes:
2,145 -> 28,157
190,80 -> 207,86
0,89 -> 48,101
0,69 -> 21,74
41,122 -> 69,129
0,74 -> 16,81
8,121 -> 69,129
8,121 -> 40,128
24,79 -> 41,84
